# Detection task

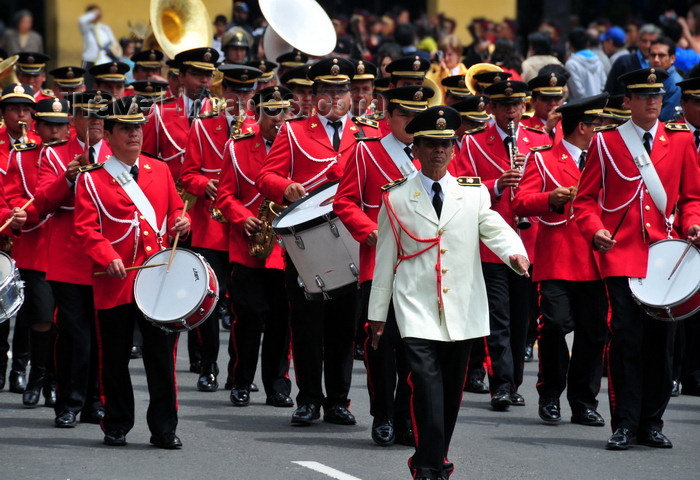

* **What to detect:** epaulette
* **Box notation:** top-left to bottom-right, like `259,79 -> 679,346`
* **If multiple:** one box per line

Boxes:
233,131 -> 256,141
359,136 -> 381,141
44,139 -> 68,148
465,125 -> 487,135
353,116 -> 379,129
78,162 -> 104,173
41,88 -> 56,98
457,176 -> 481,186
522,125 -> 545,133
380,177 -> 407,191
530,144 -> 553,152
665,122 -> 690,132
594,124 -> 618,133
141,151 -> 165,162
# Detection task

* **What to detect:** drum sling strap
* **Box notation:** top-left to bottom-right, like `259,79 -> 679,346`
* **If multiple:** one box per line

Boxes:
617,121 -> 674,236
103,157 -> 167,242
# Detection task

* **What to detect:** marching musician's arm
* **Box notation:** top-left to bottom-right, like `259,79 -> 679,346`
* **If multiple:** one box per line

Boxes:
4,153 -> 41,227
140,108 -> 159,157
217,143 -> 255,232
256,122 -> 294,204
677,136 -> 700,243
333,148 -> 377,244
165,168 -> 190,237
368,202 -> 398,324
574,135 -> 606,244
35,149 -> 75,217
512,153 -> 551,218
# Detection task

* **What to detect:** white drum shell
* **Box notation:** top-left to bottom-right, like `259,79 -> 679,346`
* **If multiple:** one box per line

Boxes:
0,251 -> 23,321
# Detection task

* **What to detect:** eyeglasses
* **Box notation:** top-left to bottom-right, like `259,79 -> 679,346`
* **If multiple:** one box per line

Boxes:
648,53 -> 669,59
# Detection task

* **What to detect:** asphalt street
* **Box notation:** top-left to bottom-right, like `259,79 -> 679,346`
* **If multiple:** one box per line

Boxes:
0,329 -> 698,480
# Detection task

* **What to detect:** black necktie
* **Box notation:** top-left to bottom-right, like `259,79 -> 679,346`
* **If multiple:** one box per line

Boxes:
404,146 -> 413,160
578,151 -> 586,171
89,146 -> 96,164
549,128 -> 555,141
432,182 -> 443,218
694,130 -> 700,149
643,132 -> 652,154
265,140 -> 273,149
503,135 -> 514,156
130,165 -> 139,182
329,120 -> 342,151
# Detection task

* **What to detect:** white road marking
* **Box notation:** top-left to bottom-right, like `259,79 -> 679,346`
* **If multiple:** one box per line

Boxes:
292,461 -> 363,480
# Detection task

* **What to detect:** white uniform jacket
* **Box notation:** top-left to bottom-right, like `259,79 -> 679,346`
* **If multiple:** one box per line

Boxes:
368,173 -> 528,342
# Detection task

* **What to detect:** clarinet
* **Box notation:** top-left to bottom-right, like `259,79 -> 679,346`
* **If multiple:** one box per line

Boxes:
507,120 -> 531,230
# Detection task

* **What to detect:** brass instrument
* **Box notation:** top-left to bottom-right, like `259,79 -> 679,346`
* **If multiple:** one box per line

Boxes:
0,55 -> 19,89
507,119 -> 530,230
13,122 -> 37,152
150,0 -> 213,59
422,75 -> 444,107
248,199 -> 287,259
465,62 -> 504,95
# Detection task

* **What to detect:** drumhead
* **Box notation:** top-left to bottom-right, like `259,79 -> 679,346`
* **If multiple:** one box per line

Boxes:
273,181 -> 339,234
629,239 -> 700,307
0,251 -> 14,279
134,249 -> 209,322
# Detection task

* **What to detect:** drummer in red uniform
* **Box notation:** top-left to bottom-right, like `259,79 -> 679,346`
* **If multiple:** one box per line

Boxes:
15,52 -> 56,102
217,85 -> 294,408
513,93 -> 609,427
257,56 -> 378,426
334,85 -> 432,446
74,95 -> 190,449
574,68 -> 700,450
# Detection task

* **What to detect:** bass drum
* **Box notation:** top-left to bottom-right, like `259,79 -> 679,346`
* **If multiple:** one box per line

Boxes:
629,239 -> 700,321
272,181 -> 360,300
0,251 -> 23,322
134,248 -> 219,332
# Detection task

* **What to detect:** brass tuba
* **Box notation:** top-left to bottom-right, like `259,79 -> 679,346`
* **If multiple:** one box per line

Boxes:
150,0 -> 213,59
248,199 -> 286,259
465,62 -> 504,95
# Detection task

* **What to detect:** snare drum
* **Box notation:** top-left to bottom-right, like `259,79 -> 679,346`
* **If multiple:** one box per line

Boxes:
134,249 -> 219,332
272,181 -> 360,300
0,251 -> 23,322
629,239 -> 700,321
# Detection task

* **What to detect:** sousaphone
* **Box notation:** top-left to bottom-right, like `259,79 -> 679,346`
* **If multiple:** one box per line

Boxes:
465,62 -> 504,95
0,55 -> 19,89
150,0 -> 213,59
261,0 -> 336,61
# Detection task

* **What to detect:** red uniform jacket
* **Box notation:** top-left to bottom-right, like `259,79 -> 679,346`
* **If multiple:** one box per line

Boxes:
179,114 -> 232,252
4,145 -> 49,271
512,142 -> 601,282
520,115 -> 563,145
455,122 -> 550,263
0,178 -> 16,235
574,122 -> 700,279
74,155 -> 187,310
256,114 -> 377,203
333,135 -> 420,283
35,138 -> 112,284
141,96 -> 213,181
0,126 -> 41,175
217,132 -> 285,270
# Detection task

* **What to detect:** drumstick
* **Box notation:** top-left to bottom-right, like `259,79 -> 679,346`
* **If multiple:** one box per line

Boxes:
0,197 -> 35,232
93,263 -> 166,276
667,241 -> 694,281
610,204 -> 632,240
167,200 -> 189,273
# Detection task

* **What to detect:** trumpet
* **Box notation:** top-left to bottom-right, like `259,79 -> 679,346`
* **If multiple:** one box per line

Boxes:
208,173 -> 226,223
507,119 -> 531,230
13,121 -> 37,152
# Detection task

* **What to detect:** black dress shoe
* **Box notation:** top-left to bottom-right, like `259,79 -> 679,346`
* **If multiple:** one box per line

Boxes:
81,407 -> 105,424
371,419 -> 395,446
638,429 -> 673,448
129,345 -> 142,359
150,433 -> 183,449
103,431 -> 127,446
220,311 -> 232,331
491,389 -> 512,411
571,408 -> 605,426
323,405 -> 356,425
606,427 -> 634,450
353,344 -> 365,361
291,403 -> 320,425
510,391 -> 525,406
43,381 -> 57,407
524,343 -> 534,362
197,365 -> 218,392
266,392 -> 294,407
464,376 -> 489,394
55,411 -> 77,428
249,382 -> 259,392
9,369 -> 27,393
395,427 -> 416,446
538,397 -> 561,423
670,379 -> 680,397
22,385 -> 42,407
230,387 -> 250,407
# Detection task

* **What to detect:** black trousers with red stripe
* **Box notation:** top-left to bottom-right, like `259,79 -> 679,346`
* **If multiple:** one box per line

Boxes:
97,303 -> 178,436
403,337 -> 471,478
605,277 -> 674,433
360,281 -> 411,432
536,279 -> 608,412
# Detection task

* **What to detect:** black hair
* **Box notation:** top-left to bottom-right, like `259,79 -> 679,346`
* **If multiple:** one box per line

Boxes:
13,9 -> 32,28
650,36 -> 676,57
561,113 -> 596,137
659,18 -> 682,43
568,28 -> 590,52
528,32 -> 552,56
394,23 -> 416,47
490,39 -> 523,74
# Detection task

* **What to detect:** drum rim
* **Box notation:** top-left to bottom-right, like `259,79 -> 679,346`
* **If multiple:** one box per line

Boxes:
134,248 -> 211,322
272,180 -> 339,235
629,238 -> 700,309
